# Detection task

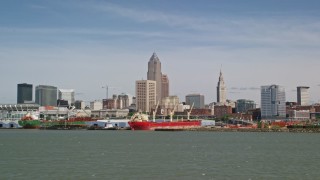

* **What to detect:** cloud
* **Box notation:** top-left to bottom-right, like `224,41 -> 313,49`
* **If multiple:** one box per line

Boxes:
29,5 -> 47,9
92,3 -> 210,31
249,87 -> 260,91
90,3 -> 320,48
0,27 -> 170,38
230,87 -> 260,91
3,2 -> 320,52
229,91 -> 241,94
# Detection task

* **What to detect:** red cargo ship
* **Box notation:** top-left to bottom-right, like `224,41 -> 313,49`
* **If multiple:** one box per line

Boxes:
128,104 -> 201,130
128,119 -> 201,130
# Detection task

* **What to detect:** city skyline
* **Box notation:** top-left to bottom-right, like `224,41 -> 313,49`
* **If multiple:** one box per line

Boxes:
1,0 -> 320,104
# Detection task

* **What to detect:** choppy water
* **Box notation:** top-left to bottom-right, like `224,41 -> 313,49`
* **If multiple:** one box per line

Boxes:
0,130 -> 319,179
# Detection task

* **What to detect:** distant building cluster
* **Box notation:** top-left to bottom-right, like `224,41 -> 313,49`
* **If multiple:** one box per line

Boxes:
2,52 -> 319,121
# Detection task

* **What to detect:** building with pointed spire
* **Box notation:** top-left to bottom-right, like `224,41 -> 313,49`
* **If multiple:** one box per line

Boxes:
217,70 -> 227,104
147,52 -> 163,102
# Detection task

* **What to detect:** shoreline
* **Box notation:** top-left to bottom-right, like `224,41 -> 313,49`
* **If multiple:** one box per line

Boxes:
1,127 -> 320,133
186,127 -> 320,133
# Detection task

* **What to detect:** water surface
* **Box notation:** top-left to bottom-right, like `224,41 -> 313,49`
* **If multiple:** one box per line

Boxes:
0,130 -> 319,179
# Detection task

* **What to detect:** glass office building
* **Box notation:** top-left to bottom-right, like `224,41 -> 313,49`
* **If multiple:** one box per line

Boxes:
17,83 -> 33,104
35,85 -> 58,106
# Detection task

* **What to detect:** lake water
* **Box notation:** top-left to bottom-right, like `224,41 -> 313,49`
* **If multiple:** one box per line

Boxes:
0,130 -> 319,179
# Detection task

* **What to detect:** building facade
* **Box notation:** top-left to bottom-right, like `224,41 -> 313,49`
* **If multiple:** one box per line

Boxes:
118,93 -> 131,109
17,83 -> 33,104
236,99 -> 256,113
74,100 -> 85,109
35,85 -> 58,106
261,85 -> 286,119
147,53 -> 162,103
58,89 -> 75,106
214,105 -> 232,118
102,93 -> 131,110
186,94 -> 205,109
217,70 -> 227,103
288,110 -> 310,120
90,100 -> 103,111
136,80 -> 156,113
297,86 -> 310,106
161,96 -> 182,115
161,74 -> 169,99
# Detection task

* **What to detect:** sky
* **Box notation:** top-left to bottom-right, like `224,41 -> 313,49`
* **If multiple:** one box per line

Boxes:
1,0 -> 320,105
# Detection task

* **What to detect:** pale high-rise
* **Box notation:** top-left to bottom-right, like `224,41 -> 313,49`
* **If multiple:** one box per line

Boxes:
261,85 -> 286,119
58,89 -> 75,106
147,53 -> 162,102
136,80 -> 156,113
297,86 -> 310,106
217,70 -> 226,103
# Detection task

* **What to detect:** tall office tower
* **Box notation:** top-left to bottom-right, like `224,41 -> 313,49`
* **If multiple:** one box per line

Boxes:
58,89 -> 75,106
35,85 -> 58,106
297,86 -> 310,106
261,85 -> 286,119
161,74 -> 169,99
147,52 -> 162,103
136,80 -> 156,113
186,94 -> 205,109
217,70 -> 227,103
236,99 -> 256,113
17,83 -> 33,104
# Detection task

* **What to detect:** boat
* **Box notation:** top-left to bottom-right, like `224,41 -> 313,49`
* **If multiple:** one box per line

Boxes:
18,112 -> 41,129
128,116 -> 201,130
42,116 -> 95,130
128,103 -> 202,130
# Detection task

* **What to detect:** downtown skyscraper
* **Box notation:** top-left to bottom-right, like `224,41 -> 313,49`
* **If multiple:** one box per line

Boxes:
147,53 -> 169,103
35,85 -> 58,106
261,85 -> 286,119
217,70 -> 227,104
297,86 -> 310,106
17,83 -> 33,104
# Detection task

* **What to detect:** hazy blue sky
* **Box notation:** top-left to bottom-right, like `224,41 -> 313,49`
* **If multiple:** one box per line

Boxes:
1,0 -> 320,105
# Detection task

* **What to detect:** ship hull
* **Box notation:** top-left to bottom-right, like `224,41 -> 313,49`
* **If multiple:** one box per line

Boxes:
18,120 -> 41,129
128,120 -> 201,130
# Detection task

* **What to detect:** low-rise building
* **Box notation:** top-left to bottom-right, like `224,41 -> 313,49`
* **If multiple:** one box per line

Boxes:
214,105 -> 232,118
90,100 -> 103,110
288,110 -> 310,120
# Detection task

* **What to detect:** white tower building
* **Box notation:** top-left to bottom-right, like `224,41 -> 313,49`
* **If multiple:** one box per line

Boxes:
217,70 -> 227,104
